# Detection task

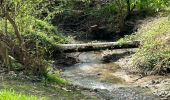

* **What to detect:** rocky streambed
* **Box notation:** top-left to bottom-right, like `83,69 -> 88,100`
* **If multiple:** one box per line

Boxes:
60,49 -> 165,100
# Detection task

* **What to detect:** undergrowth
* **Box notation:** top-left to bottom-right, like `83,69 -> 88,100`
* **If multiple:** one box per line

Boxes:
119,17 -> 170,75
0,16 -> 67,78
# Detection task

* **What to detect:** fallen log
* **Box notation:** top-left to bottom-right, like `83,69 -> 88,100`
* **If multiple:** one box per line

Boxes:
57,41 -> 140,52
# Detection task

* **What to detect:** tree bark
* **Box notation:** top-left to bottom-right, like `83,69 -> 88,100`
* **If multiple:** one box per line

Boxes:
58,41 -> 140,52
126,0 -> 131,16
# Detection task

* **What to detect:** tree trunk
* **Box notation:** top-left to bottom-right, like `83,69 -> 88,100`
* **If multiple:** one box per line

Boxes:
5,12 -> 23,45
126,0 -> 131,16
58,41 -> 140,52
115,0 -> 125,33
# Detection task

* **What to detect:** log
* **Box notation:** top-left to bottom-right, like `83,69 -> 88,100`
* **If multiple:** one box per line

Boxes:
57,41 -> 140,53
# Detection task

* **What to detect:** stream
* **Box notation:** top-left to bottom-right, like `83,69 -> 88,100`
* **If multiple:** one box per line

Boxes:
62,49 -> 160,100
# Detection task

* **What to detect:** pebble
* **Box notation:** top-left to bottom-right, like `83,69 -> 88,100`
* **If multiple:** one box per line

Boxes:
161,97 -> 168,100
94,89 -> 98,92
166,94 -> 170,98
97,73 -> 101,76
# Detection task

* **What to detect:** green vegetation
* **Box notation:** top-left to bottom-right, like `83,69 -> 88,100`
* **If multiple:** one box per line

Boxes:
0,0 -> 67,77
0,78 -> 97,100
0,0 -> 170,99
55,0 -> 170,34
0,0 -> 169,77
45,72 -> 68,85
119,17 -> 170,74
0,89 -> 46,100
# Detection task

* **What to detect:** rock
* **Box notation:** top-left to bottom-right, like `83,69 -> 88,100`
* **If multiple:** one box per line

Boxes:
158,91 -> 169,97
144,85 -> 149,88
161,97 -> 168,100
8,71 -> 17,78
155,80 -> 160,84
151,80 -> 160,84
61,87 -> 71,92
152,80 -> 156,84
165,94 -> 170,98
97,73 -> 101,76
18,72 -> 24,76
94,89 -> 98,92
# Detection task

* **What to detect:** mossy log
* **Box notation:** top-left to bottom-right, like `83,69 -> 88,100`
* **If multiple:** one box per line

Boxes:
58,41 -> 140,52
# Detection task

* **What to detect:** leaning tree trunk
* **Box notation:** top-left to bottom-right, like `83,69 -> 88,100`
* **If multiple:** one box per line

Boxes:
5,12 -> 23,45
1,5 -> 28,69
115,0 -> 126,33
126,0 -> 131,17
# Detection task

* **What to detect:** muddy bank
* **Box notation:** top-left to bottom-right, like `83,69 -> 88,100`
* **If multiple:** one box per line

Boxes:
103,49 -> 170,99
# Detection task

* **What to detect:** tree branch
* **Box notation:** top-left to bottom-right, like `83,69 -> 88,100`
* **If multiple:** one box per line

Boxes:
5,12 -> 23,45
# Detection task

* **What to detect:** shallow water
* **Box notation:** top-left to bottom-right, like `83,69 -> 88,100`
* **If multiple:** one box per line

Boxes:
62,50 -> 160,100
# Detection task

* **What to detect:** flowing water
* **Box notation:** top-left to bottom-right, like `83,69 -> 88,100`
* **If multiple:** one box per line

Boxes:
62,50 -> 160,100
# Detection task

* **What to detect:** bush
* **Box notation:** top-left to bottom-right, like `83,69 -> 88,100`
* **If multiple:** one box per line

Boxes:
0,18 -> 67,77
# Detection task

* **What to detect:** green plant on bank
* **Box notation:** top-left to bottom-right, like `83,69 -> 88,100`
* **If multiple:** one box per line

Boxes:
44,72 -> 68,85
0,90 -> 46,100
0,78 -> 97,100
119,17 -> 170,75
23,18 -> 68,51
0,0 -> 67,78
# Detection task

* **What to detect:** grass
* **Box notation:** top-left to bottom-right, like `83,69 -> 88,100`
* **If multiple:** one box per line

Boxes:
0,76 -> 97,100
119,17 -> 170,75
0,89 -> 46,100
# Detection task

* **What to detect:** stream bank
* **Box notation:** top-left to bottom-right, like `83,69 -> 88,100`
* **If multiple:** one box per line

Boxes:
0,73 -> 99,100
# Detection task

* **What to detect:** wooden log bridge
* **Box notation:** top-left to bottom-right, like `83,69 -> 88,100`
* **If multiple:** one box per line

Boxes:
58,41 -> 140,52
